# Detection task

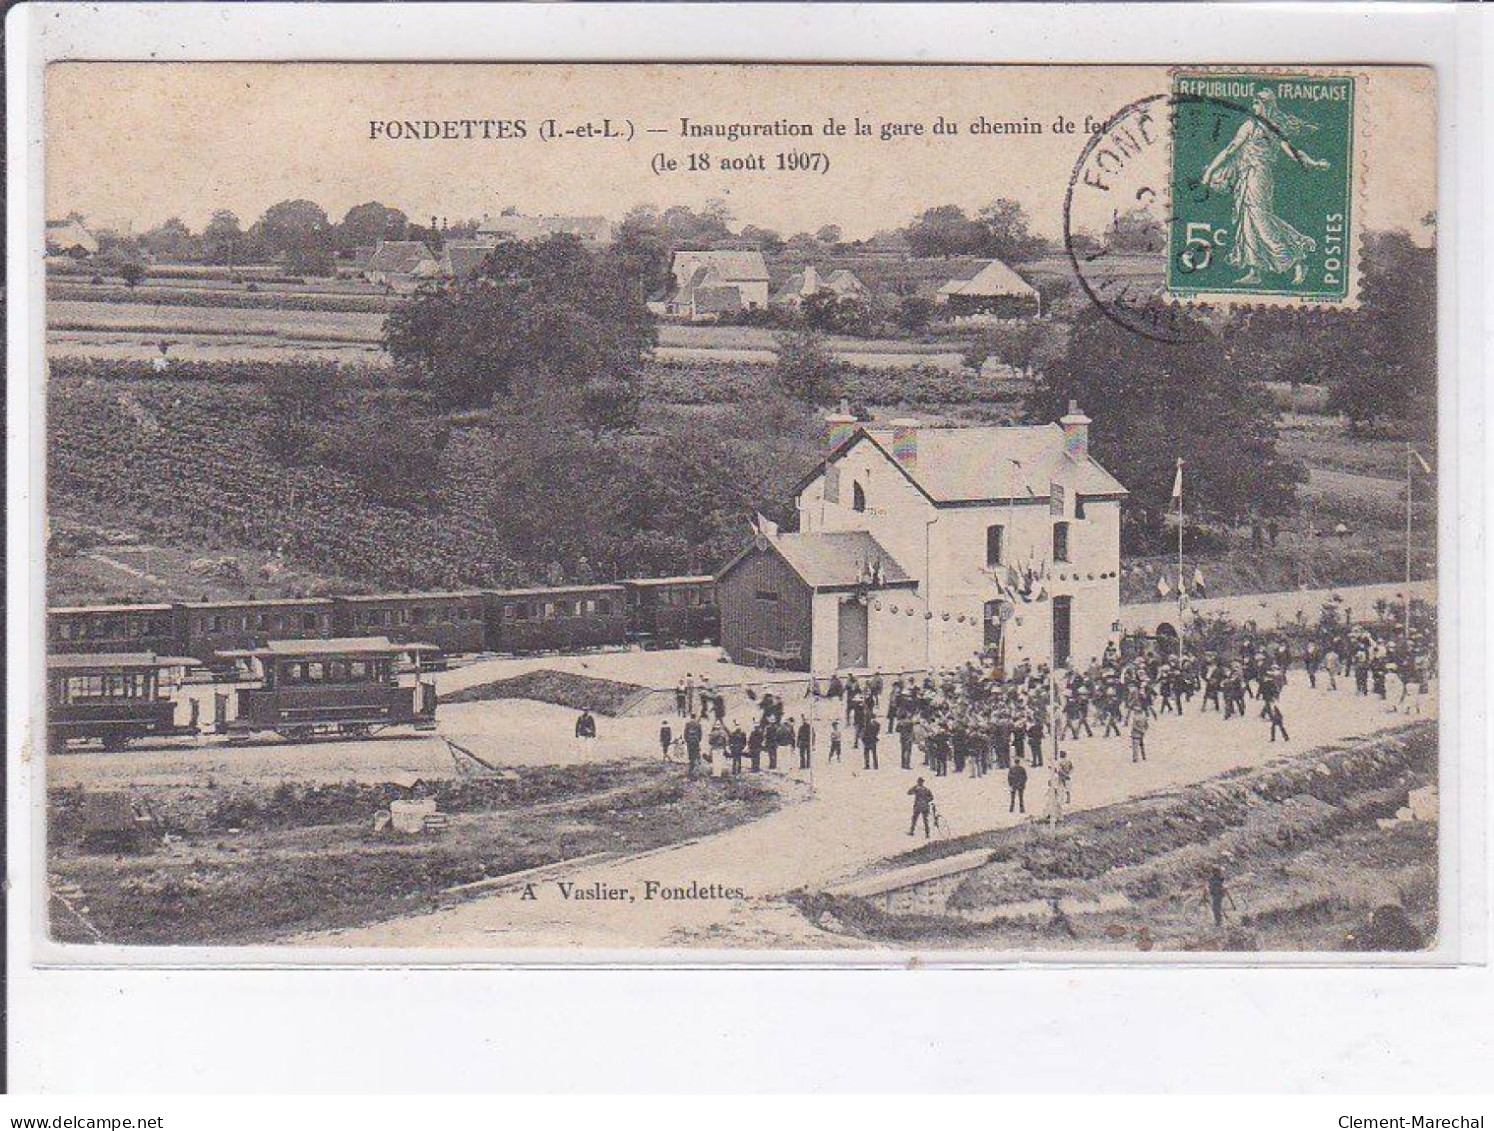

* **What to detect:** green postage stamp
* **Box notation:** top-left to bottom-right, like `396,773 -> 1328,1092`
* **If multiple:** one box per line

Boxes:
1169,71 -> 1356,303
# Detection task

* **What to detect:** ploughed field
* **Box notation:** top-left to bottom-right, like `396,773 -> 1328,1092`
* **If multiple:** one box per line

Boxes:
48,762 -> 781,946
796,722 -> 1437,952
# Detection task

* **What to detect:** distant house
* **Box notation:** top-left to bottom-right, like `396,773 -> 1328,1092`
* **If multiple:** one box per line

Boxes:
439,240 -> 492,282
935,258 -> 1041,319
335,245 -> 376,279
771,265 -> 869,307
364,240 -> 440,293
45,219 -> 99,257
663,250 -> 770,321
476,213 -> 613,246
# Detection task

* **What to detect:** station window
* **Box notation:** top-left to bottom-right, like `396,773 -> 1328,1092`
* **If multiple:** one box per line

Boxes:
985,524 -> 1005,568
349,661 -> 369,680
307,662 -> 325,681
1075,497 -> 1087,520
755,589 -> 780,603
1053,521 -> 1071,563
852,482 -> 867,513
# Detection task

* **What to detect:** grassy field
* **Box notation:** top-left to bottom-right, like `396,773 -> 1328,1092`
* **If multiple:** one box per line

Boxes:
48,762 -> 781,945
49,299 -> 388,343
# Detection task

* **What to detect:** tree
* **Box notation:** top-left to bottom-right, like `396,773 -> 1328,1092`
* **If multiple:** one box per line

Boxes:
256,199 -> 333,275
141,217 -> 197,262
738,224 -> 786,255
611,206 -> 673,302
815,224 -> 843,246
338,201 -> 409,250
1025,306 -> 1306,543
1324,230 -> 1435,437
203,210 -> 244,265
384,235 -> 656,418
118,260 -> 146,288
975,199 -> 1045,262
904,205 -> 986,258
896,295 -> 935,333
772,326 -> 840,405
1103,205 -> 1166,254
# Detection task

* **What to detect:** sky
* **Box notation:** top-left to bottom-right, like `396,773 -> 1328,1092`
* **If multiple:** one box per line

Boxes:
46,63 -> 1436,243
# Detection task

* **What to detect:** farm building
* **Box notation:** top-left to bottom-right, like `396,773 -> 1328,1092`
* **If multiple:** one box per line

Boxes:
440,240 -> 492,282
935,258 -> 1041,319
336,245 -> 376,278
364,240 -> 440,293
45,218 -> 99,257
661,250 -> 771,320
476,213 -> 613,246
718,405 -> 1126,675
771,265 -> 869,307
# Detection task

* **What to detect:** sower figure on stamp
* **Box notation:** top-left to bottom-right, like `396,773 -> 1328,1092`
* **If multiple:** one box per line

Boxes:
1201,89 -> 1331,287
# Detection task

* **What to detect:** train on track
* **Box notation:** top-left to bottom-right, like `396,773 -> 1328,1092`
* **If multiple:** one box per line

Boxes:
47,575 -> 720,666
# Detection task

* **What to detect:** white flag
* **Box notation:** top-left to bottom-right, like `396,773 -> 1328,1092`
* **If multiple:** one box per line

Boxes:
1157,575 -> 1172,599
754,512 -> 779,539
1411,449 -> 1432,475
1192,566 -> 1206,594
1171,459 -> 1184,501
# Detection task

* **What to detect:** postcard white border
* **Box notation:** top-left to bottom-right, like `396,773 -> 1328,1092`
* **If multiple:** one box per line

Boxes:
7,0 -> 1490,1091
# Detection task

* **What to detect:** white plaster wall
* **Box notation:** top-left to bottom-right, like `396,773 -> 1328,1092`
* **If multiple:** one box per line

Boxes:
809,592 -> 841,675
867,589 -> 928,672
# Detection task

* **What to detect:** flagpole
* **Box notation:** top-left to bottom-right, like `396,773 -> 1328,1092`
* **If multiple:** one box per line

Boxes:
1176,458 -> 1185,653
1404,442 -> 1413,651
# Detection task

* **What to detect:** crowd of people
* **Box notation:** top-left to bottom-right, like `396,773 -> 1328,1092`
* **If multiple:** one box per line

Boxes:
650,616 -> 1434,838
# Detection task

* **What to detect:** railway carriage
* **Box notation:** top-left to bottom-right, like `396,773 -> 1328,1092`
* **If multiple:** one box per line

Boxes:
333,591 -> 487,656
182,597 -> 335,665
217,637 -> 438,741
483,584 -> 629,654
47,603 -> 183,656
622,576 -> 720,648
47,652 -> 201,751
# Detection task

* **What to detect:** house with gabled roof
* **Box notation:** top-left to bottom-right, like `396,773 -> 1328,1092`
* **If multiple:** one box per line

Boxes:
439,240 -> 492,282
662,250 -> 770,320
717,404 -> 1126,673
364,240 -> 440,293
935,257 -> 1041,319
771,265 -> 869,307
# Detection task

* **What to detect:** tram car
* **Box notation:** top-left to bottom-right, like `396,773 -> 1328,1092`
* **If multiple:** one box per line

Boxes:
482,584 -> 629,654
47,652 -> 202,752
216,636 -> 438,741
48,603 -> 183,656
333,590 -> 487,656
622,576 -> 720,648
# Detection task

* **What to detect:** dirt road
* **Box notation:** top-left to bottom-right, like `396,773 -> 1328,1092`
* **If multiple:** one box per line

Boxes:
301,675 -> 1433,950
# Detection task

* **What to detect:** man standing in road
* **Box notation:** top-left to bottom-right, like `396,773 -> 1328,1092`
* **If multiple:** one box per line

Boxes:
659,719 -> 673,761
683,714 -> 703,773
908,777 -> 935,839
797,716 -> 812,770
861,715 -> 881,770
1007,757 -> 1028,814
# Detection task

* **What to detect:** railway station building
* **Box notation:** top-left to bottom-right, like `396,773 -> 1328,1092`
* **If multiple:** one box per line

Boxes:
716,405 -> 1127,674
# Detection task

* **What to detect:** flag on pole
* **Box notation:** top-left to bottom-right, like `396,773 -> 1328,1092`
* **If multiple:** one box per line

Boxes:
1157,575 -> 1172,599
1192,566 -> 1207,597
753,512 -> 779,539
1171,459 -> 1184,500
1410,449 -> 1432,475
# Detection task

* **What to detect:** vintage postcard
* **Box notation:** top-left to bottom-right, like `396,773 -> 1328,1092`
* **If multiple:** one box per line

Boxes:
38,62 -> 1442,957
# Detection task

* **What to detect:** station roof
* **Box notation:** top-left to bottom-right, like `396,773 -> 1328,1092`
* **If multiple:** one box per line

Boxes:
719,530 -> 916,593
181,597 -> 334,609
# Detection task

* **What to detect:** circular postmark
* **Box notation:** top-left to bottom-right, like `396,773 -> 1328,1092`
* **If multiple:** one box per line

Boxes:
1065,91 -> 1293,343
1064,94 -> 1184,343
